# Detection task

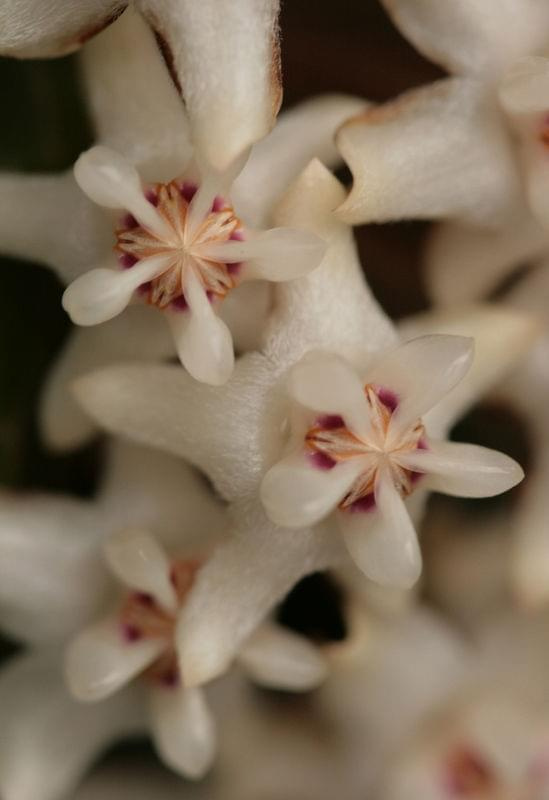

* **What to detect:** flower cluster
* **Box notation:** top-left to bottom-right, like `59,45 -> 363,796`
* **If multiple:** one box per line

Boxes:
0,1 -> 548,799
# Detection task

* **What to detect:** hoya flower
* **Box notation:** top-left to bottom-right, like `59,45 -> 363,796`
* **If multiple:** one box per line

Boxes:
336,0 -> 549,231
0,443 -> 325,799
0,0 -> 282,172
0,7 -> 363,446
73,159 -> 533,688
260,340 -> 523,588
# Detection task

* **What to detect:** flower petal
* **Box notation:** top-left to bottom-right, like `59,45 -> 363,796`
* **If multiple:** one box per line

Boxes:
339,474 -> 422,588
176,499 -> 342,687
74,145 -> 170,237
401,440 -> 524,498
499,56 -> 549,115
104,529 -> 176,612
0,0 -> 124,57
202,228 -> 327,282
80,6 -> 192,179
288,350 -> 373,440
72,353 -> 276,503
150,686 -> 216,780
336,79 -> 520,227
264,158 -> 397,367
233,94 -> 368,227
0,494 -> 109,644
426,212 -> 547,307
238,622 -> 327,691
260,453 -> 366,529
380,0 -> 549,77
137,0 -> 282,170
40,306 -> 173,451
66,616 -> 164,701
0,649 -> 144,800
367,335 -> 474,435
0,171 -> 110,283
168,269 -> 235,385
62,255 -> 169,326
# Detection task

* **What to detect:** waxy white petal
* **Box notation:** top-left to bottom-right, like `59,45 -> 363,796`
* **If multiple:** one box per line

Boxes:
339,474 -> 422,588
40,307 -> 173,451
137,0 -> 282,170
404,440 -> 524,498
260,454 -> 367,529
74,146 -> 170,237
499,56 -> 549,115
81,6 -> 192,179
150,686 -> 216,780
168,269 -> 235,385
62,255 -> 169,326
288,350 -> 373,440
204,228 -> 326,282
367,335 -> 474,435
233,94 -> 368,227
336,79 -> 520,227
66,617 -> 164,701
0,649 -> 143,800
104,529 -> 176,612
380,0 -> 549,77
0,0 -> 124,57
238,623 -> 327,691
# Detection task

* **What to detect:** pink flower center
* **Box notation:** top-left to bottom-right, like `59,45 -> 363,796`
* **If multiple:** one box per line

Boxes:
115,179 -> 244,311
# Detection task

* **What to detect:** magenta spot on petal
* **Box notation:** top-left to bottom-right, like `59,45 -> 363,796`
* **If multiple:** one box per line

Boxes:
230,229 -> 244,241
171,294 -> 188,311
410,471 -> 424,486
121,213 -> 138,230
122,623 -> 143,642
377,386 -> 399,413
145,189 -> 159,206
206,290 -> 215,303
418,438 -> 428,450
317,414 -> 345,430
138,281 -> 152,296
212,195 -> 225,212
309,451 -> 337,471
159,668 -> 180,688
180,182 -> 197,202
135,591 -> 154,606
227,262 -> 242,275
119,253 -> 138,269
348,493 -> 376,513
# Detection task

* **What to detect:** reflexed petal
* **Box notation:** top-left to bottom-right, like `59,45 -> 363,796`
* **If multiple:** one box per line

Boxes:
401,305 -> 541,438
0,0 -> 124,57
66,616 -> 164,701
137,0 -> 282,170
260,453 -> 366,528
104,529 -> 176,612
150,686 -> 216,779
265,159 -> 397,367
380,0 -> 549,77
202,228 -> 327,282
81,7 -> 192,178
0,494 -> 109,644
499,56 -> 549,115
339,474 -> 422,588
367,335 -> 474,435
176,499 -> 342,687
40,307 -> 173,451
0,649 -> 143,800
238,622 -> 327,691
72,353 -> 276,503
288,350 -> 373,440
0,171 -> 110,283
336,79 -> 520,227
426,213 -> 548,306
168,269 -> 235,385
74,146 -> 170,237
62,255 -> 169,326
233,94 -> 368,227
402,440 -> 524,498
